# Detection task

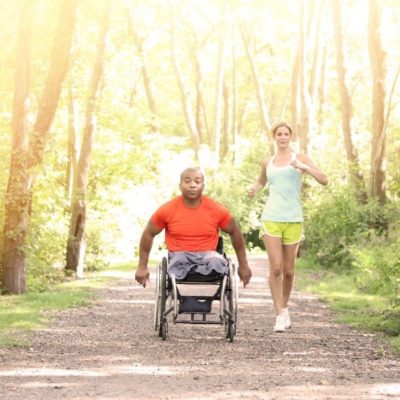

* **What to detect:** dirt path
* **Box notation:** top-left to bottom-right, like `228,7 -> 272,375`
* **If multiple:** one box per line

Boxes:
0,257 -> 399,400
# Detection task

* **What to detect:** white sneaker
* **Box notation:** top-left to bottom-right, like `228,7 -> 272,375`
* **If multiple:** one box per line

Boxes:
273,314 -> 286,332
282,308 -> 291,329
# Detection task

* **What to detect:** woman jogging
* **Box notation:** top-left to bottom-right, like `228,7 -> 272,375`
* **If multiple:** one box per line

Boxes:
247,122 -> 328,332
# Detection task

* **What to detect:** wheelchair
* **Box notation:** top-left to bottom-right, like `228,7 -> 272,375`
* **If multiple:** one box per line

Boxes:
153,238 -> 239,342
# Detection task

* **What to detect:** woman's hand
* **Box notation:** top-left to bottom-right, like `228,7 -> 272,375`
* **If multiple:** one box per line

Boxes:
291,159 -> 309,172
247,185 -> 257,199
292,155 -> 328,185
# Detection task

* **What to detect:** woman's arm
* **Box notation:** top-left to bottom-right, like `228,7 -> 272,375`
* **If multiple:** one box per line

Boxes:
293,154 -> 328,186
247,158 -> 269,198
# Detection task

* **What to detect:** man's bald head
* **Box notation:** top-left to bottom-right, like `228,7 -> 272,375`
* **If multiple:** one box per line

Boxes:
180,167 -> 204,183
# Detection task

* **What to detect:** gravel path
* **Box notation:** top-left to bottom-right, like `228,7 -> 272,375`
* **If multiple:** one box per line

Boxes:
0,256 -> 399,400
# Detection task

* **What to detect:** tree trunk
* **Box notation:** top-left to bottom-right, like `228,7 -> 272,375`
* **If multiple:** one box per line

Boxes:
231,32 -> 239,167
182,22 -> 211,145
317,41 -> 328,123
298,0 -> 310,154
137,38 -> 158,132
307,0 -> 327,138
66,82 -> 79,198
240,25 -> 271,134
189,43 -> 209,145
308,1 -> 321,101
125,7 -> 158,133
213,19 -> 226,166
2,0 -> 77,294
27,0 -> 78,174
221,80 -> 231,160
66,0 -> 111,275
1,0 -> 32,294
368,0 -> 387,204
290,48 -> 300,139
168,1 -> 200,162
331,0 -> 367,203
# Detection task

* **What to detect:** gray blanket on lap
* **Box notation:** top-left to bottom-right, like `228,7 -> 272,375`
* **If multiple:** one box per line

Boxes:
168,251 -> 228,280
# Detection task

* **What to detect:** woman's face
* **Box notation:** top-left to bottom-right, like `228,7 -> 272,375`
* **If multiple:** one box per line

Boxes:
273,125 -> 292,148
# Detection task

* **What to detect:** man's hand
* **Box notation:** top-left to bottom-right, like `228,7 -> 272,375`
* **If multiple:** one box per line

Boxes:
135,265 -> 150,287
238,264 -> 252,288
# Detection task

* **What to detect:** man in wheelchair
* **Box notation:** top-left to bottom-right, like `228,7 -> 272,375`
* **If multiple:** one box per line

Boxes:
135,167 -> 252,288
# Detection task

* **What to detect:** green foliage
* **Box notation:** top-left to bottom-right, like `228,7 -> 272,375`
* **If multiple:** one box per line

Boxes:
302,187 -> 359,270
26,161 -> 70,292
205,139 -> 269,250
302,186 -> 393,271
386,121 -> 400,201
351,225 -> 400,309
298,185 -> 400,345
83,204 -> 117,272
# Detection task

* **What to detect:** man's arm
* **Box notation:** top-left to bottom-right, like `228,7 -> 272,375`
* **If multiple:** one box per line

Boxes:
135,220 -> 163,287
221,218 -> 252,287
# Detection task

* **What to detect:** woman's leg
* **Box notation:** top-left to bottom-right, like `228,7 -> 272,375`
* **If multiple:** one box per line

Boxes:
281,242 -> 299,308
262,235 -> 284,315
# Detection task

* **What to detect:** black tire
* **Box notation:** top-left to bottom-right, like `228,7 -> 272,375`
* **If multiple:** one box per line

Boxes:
225,291 -> 233,338
154,263 -> 161,332
158,257 -> 168,338
224,261 -> 238,341
228,322 -> 236,342
228,261 -> 238,325
161,322 -> 167,341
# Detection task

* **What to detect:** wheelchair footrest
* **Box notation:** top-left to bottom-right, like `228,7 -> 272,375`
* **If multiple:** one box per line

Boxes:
178,296 -> 213,314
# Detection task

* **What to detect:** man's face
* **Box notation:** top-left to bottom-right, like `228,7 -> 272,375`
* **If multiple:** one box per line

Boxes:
179,170 -> 204,201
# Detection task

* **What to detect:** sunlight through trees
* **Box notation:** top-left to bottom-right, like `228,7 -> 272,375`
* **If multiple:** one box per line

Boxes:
0,0 -> 398,311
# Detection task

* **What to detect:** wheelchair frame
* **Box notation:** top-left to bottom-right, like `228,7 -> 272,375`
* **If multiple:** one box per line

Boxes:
153,254 -> 239,342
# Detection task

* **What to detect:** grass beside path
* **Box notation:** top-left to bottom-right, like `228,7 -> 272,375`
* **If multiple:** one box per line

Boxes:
295,258 -> 400,354
0,262 -> 134,348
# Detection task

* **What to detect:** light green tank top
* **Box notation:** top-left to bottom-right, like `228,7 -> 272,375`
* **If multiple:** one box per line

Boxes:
261,152 -> 303,222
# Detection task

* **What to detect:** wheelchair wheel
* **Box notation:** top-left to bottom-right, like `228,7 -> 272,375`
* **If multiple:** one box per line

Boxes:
154,257 -> 168,336
229,261 -> 238,322
153,262 -> 161,331
227,321 -> 236,343
158,257 -> 168,338
224,260 -> 238,341
160,321 -> 168,341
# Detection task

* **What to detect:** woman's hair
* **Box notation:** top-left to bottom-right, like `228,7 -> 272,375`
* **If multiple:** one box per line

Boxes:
271,121 -> 292,137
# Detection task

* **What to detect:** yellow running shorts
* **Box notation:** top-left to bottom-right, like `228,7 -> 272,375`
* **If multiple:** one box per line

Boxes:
260,221 -> 303,245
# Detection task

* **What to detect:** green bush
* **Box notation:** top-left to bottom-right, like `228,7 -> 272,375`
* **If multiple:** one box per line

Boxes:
206,149 -> 267,251
302,187 -> 362,270
25,169 -> 70,291
351,225 -> 400,310
301,184 -> 400,319
302,187 -> 393,272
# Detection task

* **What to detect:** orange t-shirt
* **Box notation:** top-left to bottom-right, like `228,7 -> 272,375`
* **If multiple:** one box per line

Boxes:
151,195 -> 232,252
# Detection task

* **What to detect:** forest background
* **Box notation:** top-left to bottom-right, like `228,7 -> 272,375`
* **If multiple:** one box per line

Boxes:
0,0 -> 399,347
